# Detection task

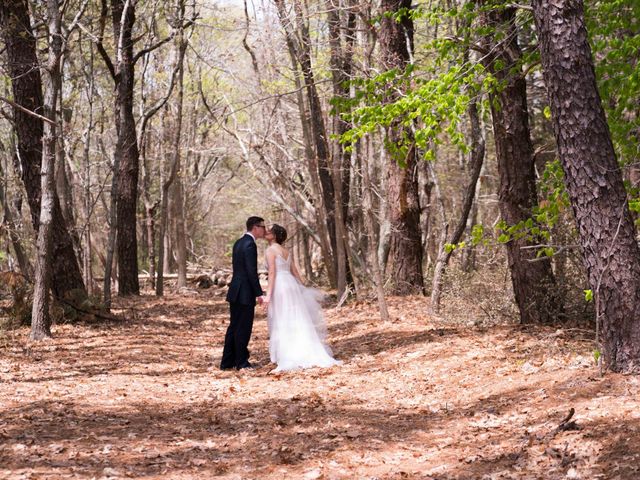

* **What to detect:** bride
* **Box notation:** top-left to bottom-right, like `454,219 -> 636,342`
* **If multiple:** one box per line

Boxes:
263,224 -> 341,372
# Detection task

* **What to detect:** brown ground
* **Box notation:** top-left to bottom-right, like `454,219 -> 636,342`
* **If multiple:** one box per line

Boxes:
1,290 -> 639,479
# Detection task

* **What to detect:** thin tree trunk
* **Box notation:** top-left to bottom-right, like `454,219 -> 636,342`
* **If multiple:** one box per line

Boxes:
31,0 -> 63,340
156,121 -> 180,296
292,0 -> 337,277
273,0 -> 337,286
363,136 -> 390,321
81,41 -> 95,293
0,159 -> 32,278
431,99 -> 485,312
326,0 -> 355,299
56,80 -> 82,266
172,4 -> 188,289
532,0 -> 640,372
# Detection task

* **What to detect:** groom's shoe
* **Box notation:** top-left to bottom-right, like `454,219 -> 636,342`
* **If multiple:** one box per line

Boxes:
236,361 -> 255,370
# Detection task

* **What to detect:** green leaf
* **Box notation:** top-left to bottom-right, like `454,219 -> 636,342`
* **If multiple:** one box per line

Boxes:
593,349 -> 601,364
584,289 -> 593,302
543,105 -> 552,119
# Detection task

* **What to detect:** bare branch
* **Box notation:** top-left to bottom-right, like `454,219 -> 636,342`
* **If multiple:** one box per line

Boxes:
0,96 -> 55,125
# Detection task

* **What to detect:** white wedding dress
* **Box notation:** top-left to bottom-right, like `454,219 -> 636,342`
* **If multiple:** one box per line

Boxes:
267,253 -> 341,372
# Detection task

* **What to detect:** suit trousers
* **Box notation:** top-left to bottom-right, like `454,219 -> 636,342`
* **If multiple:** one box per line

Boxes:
220,302 -> 255,369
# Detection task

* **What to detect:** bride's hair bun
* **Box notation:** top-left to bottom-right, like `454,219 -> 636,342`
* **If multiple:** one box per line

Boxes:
271,224 -> 287,244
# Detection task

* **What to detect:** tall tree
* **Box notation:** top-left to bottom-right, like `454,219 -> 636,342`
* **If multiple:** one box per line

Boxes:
273,0 -> 337,286
30,0 -> 64,339
170,0 -> 189,290
109,0 -> 140,296
378,0 -> 424,295
481,6 -> 561,323
326,0 -> 356,298
0,0 -> 86,302
532,0 -> 640,371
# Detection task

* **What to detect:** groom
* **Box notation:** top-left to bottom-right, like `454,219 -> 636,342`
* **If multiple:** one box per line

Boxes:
220,216 -> 267,370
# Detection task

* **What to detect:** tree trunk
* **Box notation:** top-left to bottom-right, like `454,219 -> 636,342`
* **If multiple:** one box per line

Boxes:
0,159 -> 32,278
363,136 -> 390,321
292,0 -> 338,282
378,0 -> 424,295
532,0 -> 640,372
171,8 -> 188,290
273,0 -> 336,286
112,0 -> 140,296
0,0 -> 86,301
326,0 -> 356,299
431,99 -> 485,312
482,6 -> 561,324
82,42 -> 95,293
31,0 -> 63,340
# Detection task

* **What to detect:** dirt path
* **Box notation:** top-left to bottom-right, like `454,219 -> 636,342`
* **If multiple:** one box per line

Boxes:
1,291 -> 639,479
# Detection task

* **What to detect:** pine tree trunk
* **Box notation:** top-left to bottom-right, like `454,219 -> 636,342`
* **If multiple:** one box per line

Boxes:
532,0 -> 640,372
112,0 -> 140,296
0,0 -> 86,301
482,6 -> 562,324
379,0 -> 424,295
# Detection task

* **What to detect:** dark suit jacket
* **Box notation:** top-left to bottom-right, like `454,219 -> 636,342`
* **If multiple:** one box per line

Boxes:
225,234 -> 263,306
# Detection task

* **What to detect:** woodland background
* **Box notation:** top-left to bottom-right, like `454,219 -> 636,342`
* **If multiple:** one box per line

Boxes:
2,1 -> 640,479
0,0 -> 639,372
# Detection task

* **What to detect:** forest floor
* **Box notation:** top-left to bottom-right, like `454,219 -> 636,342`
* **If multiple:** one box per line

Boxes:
1,289 -> 639,480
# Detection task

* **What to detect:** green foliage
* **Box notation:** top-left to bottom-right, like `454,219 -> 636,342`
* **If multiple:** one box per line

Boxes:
339,0 -> 540,166
587,0 -> 640,164
593,348 -> 601,365
534,160 -> 570,230
338,63 -> 485,160
584,289 -> 594,302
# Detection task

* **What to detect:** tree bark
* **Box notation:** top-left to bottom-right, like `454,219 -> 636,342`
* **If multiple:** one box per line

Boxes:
31,0 -> 63,340
171,4 -> 188,290
532,0 -> 640,372
111,0 -> 140,296
363,136 -> 390,321
379,0 -> 424,295
326,0 -> 356,299
292,0 -> 338,280
482,6 -> 561,324
0,0 -> 86,301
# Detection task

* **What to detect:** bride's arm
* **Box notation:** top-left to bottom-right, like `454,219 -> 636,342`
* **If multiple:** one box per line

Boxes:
265,247 -> 277,303
290,252 -> 305,285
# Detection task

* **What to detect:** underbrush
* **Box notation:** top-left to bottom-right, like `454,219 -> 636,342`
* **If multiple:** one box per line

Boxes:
437,248 -> 595,328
